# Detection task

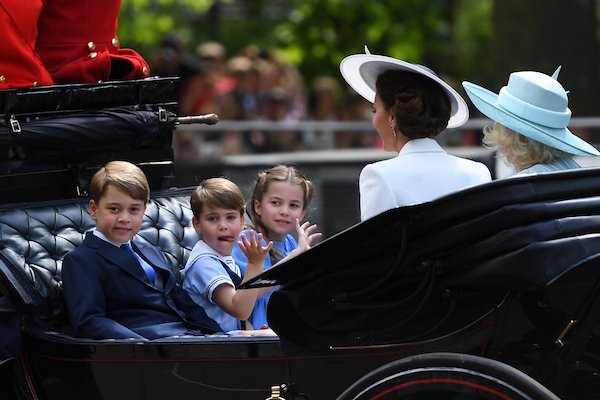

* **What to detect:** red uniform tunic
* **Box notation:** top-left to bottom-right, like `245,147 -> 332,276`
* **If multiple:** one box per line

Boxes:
35,0 -> 150,83
0,0 -> 54,89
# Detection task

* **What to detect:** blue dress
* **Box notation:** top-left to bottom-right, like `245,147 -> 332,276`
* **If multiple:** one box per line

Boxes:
232,229 -> 298,329
518,158 -> 580,175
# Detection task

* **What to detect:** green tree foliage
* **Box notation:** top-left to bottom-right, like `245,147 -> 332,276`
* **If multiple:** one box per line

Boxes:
119,0 -> 216,49
492,0 -> 600,117
118,0 -> 296,57
275,0 -> 494,90
276,1 -> 451,80
453,0 -> 493,88
117,0 -> 492,88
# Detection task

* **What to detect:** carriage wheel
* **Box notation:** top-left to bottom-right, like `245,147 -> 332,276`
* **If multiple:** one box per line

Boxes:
336,352 -> 559,400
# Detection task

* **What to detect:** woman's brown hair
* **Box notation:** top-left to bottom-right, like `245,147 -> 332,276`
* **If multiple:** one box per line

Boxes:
248,164 -> 315,262
376,70 -> 451,139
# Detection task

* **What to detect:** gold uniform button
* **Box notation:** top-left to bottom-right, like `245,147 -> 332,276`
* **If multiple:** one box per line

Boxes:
87,41 -> 96,51
0,75 -> 5,83
111,37 -> 119,47
88,52 -> 98,59
142,66 -> 149,75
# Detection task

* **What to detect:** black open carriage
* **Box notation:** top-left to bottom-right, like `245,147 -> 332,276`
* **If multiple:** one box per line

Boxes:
1,79 -> 599,399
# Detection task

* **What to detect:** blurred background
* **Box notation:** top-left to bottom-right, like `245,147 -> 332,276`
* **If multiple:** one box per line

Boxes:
115,0 -> 600,236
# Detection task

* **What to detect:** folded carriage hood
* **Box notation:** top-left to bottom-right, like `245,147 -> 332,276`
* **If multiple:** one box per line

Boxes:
239,168 -> 600,349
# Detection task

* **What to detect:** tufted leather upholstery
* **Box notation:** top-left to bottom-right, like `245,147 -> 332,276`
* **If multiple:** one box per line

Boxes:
137,193 -> 200,279
0,187 -> 197,328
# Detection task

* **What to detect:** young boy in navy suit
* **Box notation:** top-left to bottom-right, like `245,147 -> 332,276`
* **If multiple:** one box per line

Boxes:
61,161 -> 220,340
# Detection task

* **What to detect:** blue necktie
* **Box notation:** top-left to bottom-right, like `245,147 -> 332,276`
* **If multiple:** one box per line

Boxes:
121,243 -> 156,285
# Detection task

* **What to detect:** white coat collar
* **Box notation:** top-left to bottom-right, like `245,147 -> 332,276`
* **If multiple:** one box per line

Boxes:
398,138 -> 446,156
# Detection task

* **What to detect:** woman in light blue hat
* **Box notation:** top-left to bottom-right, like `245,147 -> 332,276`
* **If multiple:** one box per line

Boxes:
462,67 -> 599,175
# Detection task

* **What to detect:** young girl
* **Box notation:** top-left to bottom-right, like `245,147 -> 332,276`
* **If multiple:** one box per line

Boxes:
232,164 -> 322,329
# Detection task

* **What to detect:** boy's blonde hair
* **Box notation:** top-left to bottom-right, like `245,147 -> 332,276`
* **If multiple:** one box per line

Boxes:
190,178 -> 245,219
90,161 -> 150,203
483,122 -> 572,171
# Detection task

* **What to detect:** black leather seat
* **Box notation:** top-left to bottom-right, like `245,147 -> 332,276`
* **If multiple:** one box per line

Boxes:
0,187 -> 196,332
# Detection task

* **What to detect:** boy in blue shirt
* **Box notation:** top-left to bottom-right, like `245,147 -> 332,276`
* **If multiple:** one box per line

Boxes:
181,178 -> 273,333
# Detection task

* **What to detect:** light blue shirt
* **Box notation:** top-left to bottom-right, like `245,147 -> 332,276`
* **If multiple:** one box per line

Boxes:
518,157 -> 580,175
232,229 -> 298,329
181,240 -> 241,332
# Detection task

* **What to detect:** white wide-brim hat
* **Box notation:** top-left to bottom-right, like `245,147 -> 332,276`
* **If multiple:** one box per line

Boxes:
339,46 -> 469,129
462,68 -> 599,156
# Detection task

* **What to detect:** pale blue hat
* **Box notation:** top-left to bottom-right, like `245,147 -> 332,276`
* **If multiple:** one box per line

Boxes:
462,68 -> 599,156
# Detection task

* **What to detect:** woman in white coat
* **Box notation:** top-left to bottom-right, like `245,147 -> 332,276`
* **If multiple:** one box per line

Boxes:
340,48 -> 492,220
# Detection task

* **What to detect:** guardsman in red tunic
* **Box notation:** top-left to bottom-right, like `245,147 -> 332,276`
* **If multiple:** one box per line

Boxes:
35,0 -> 150,83
0,0 -> 54,89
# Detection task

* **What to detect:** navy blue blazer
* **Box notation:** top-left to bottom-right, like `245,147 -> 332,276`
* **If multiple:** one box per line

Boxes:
62,232 -> 220,340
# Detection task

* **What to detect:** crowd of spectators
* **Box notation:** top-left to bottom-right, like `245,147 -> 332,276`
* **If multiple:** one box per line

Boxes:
149,33 -> 378,161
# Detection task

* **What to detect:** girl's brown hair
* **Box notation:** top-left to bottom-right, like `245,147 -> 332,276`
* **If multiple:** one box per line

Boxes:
249,164 -> 315,262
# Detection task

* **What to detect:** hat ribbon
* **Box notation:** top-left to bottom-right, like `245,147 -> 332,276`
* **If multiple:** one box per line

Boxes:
497,86 -> 571,129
